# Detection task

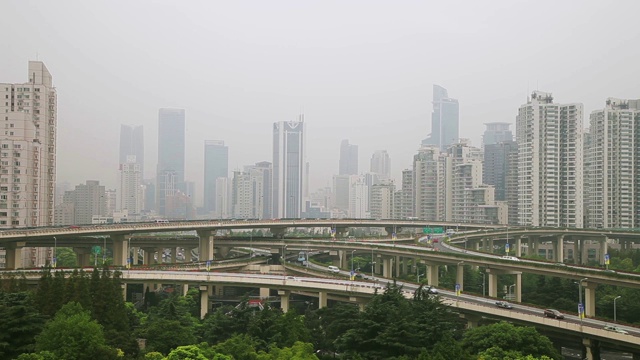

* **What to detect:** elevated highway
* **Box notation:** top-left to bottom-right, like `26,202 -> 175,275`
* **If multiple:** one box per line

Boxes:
6,268 -> 639,358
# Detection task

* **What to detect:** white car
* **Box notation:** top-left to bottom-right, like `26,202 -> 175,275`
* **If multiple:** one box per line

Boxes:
328,265 -> 340,273
502,255 -> 520,261
604,325 -> 629,335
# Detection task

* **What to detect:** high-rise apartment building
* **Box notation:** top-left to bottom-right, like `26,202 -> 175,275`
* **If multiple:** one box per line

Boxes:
203,140 -> 229,214
349,176 -> 369,218
332,175 -> 351,213
516,91 -> 583,227
0,61 -> 56,228
59,180 -> 107,225
339,139 -> 358,175
231,168 -> 266,219
483,141 -> 518,224
156,108 -> 185,216
272,116 -> 305,218
119,125 -> 144,177
422,85 -> 459,152
585,98 -> 640,229
120,156 -> 142,216
482,122 -> 513,146
394,169 -> 414,219
413,146 -> 451,221
370,181 -> 395,219
370,150 -> 391,180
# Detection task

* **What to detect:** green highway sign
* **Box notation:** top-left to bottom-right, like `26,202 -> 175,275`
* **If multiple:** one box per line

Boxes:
92,246 -> 101,255
423,227 -> 444,234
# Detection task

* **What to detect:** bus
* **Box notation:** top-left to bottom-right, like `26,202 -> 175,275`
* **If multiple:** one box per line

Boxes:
297,251 -> 307,263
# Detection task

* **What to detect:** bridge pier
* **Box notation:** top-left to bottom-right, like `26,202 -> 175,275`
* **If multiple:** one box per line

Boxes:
3,243 -> 23,269
270,226 -> 287,239
555,235 -> 564,262
74,247 -> 92,267
259,287 -> 270,299
318,291 -> 328,309
395,256 -> 401,277
199,285 -> 210,319
349,296 -> 367,311
573,240 -> 580,264
460,313 -> 482,329
584,281 -> 597,318
278,290 -> 290,312
582,338 -> 601,360
142,248 -> 157,265
456,262 -> 464,292
382,257 -> 392,278
515,236 -> 522,257
486,268 -> 522,302
599,237 -> 608,265
111,235 -> 128,267
426,263 -> 439,287
196,230 -> 215,261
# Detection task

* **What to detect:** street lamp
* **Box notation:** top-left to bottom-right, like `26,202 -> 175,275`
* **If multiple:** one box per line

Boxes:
614,296 -> 622,323
579,277 -> 588,321
481,272 -> 486,297
52,236 -> 57,268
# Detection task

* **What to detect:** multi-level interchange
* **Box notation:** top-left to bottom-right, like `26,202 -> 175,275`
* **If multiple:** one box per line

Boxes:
1,61 -> 640,358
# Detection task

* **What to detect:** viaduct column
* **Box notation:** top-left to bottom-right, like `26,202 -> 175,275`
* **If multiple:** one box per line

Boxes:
318,291 -> 328,309
581,338 -> 601,360
515,236 -> 522,257
74,247 -> 92,267
426,263 -> 439,287
555,235 -> 564,263
600,237 -> 608,265
111,235 -> 128,267
584,281 -> 597,318
4,243 -> 23,269
382,257 -> 392,278
196,230 -> 215,261
456,262 -> 464,292
278,290 -> 290,312
199,285 -> 210,319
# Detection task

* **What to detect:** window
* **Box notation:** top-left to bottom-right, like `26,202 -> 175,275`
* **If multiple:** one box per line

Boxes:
1,144 -> 7,149
0,187 -> 6,191
12,220 -> 19,225
14,161 -> 20,166
0,212 -> 6,216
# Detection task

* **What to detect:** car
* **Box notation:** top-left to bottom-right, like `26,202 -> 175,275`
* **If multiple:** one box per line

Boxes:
328,265 -> 340,273
502,255 -> 520,261
432,239 -> 439,243
426,286 -> 438,294
603,325 -> 629,335
543,309 -> 564,319
354,273 -> 368,280
495,301 -> 513,309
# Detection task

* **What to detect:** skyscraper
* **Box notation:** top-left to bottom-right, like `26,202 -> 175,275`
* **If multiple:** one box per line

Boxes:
585,98 -> 640,229
339,139 -> 358,175
156,108 -> 185,216
119,125 -> 144,177
272,116 -> 305,218
203,140 -> 229,214
517,91 -> 583,227
120,156 -> 142,216
0,61 -> 56,228
370,150 -> 391,180
422,85 -> 459,152
482,122 -> 513,146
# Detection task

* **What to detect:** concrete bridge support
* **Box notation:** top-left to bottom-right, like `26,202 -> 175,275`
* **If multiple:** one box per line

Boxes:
426,264 -> 439,287
111,235 -> 128,267
460,313 -> 482,329
142,248 -> 157,265
270,227 -> 287,239
199,285 -> 210,319
584,281 -> 597,318
515,236 -> 522,257
573,240 -> 580,264
555,235 -> 564,263
382,257 -> 392,278
196,231 -> 215,261
456,263 -> 464,292
335,227 -> 348,238
488,272 -> 498,298
349,296 -> 367,311
74,247 -> 92,267
581,338 -> 601,360
486,269 -> 522,302
279,290 -> 290,312
260,287 -> 270,299
121,284 -> 127,301
318,291 -> 328,309
600,238 -> 608,265
3,244 -> 22,269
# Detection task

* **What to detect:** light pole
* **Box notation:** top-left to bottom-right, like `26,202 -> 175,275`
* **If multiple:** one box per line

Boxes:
508,284 -> 516,299
102,236 -> 107,265
481,272 -> 486,297
614,295 -> 621,323
351,250 -> 356,279
579,277 -> 588,321
52,236 -> 57,268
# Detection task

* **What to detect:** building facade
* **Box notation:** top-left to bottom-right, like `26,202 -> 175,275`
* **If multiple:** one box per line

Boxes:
120,156 -> 142,216
339,139 -> 358,175
119,124 -> 144,177
422,84 -> 459,152
156,108 -> 185,216
203,140 -> 229,214
585,98 -> 640,229
272,117 -> 305,218
516,91 -> 583,227
370,150 -> 391,180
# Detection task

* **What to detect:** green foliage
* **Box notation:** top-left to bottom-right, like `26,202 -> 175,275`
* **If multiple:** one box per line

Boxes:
213,334 -> 260,360
144,352 -> 165,360
304,303 -> 360,355
166,345 -> 209,360
35,302 -> 119,360
0,292 -> 47,359
15,351 -> 57,360
54,247 -> 78,268
256,341 -> 319,360
462,322 -> 561,360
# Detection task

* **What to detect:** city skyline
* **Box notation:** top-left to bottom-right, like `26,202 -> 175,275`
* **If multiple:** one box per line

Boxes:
1,1 -> 639,199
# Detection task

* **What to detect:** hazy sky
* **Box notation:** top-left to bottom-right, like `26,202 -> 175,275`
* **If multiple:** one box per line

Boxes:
1,1 -> 639,205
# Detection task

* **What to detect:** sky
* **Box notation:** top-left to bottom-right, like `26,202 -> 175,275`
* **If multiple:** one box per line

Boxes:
1,0 -> 639,206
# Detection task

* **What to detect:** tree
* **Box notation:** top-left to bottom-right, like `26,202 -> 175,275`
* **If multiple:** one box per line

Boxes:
256,341 -> 319,360
213,334 -> 260,360
462,322 -> 561,360
0,292 -> 47,359
35,302 -> 118,360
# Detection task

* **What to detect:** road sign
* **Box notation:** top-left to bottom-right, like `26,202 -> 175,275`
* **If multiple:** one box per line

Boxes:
505,243 -> 510,253
52,257 -> 57,268
604,253 -> 610,265
578,303 -> 584,318
330,228 -> 336,237
92,246 -> 101,255
126,258 -> 131,269
455,283 -> 461,296
392,232 -> 397,241
206,260 -> 211,272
